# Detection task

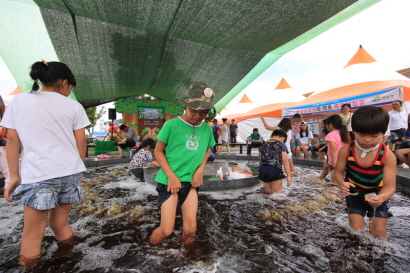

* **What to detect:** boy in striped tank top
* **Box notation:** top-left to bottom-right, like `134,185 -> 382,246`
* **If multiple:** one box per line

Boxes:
334,106 -> 396,238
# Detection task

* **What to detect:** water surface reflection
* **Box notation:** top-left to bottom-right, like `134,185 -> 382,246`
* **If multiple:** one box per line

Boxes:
1,163 -> 409,272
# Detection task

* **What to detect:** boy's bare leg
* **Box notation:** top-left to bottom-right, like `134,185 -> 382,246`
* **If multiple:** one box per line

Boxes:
348,214 -> 365,230
150,194 -> 178,245
19,207 -> 49,265
226,145 -> 231,154
369,217 -> 387,238
49,203 -> 74,241
289,158 -> 296,172
181,188 -> 198,246
270,179 -> 283,193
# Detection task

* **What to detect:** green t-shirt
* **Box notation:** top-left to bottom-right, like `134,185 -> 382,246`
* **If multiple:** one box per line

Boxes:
155,117 -> 215,185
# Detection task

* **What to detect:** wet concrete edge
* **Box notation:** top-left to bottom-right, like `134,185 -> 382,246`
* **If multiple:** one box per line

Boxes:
84,154 -> 410,195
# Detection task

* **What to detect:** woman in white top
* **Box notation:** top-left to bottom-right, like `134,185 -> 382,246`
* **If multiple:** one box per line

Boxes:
296,121 -> 314,158
217,118 -> 231,155
340,103 -> 353,137
1,60 -> 90,265
260,117 -> 296,171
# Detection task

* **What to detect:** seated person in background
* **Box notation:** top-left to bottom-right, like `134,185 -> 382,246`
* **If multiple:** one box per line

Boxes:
207,151 -> 216,162
295,121 -> 313,158
127,138 -> 159,181
116,124 -> 139,158
313,119 -> 328,160
394,119 -> 410,167
247,128 -> 263,155
258,129 -> 292,194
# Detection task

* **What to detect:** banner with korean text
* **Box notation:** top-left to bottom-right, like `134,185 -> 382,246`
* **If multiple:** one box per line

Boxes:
282,86 -> 401,118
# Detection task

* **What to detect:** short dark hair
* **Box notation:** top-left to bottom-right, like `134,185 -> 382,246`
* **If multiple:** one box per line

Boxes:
141,138 -> 155,149
351,106 -> 389,135
393,100 -> 403,106
293,113 -> 301,119
278,118 -> 292,132
271,129 -> 288,142
133,138 -> 155,156
119,124 -> 127,130
253,128 -> 258,132
341,103 -> 351,110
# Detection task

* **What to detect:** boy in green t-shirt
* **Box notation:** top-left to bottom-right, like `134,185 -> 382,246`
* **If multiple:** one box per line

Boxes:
150,82 -> 216,246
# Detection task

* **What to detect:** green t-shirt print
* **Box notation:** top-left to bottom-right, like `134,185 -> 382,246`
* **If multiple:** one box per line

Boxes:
155,117 -> 215,185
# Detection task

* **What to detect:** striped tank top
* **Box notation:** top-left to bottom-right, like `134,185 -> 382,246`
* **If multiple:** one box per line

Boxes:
345,141 -> 386,195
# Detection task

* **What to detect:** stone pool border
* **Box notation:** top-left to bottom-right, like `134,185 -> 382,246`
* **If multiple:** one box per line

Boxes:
84,154 -> 410,195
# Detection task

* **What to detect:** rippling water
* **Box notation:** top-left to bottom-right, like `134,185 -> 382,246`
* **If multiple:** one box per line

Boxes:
1,163 -> 409,272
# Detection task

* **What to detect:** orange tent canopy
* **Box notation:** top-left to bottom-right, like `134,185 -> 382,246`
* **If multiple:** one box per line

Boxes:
8,87 -> 20,96
293,80 -> 410,108
238,94 -> 252,103
274,78 -> 292,90
344,45 -> 377,68
236,102 -> 298,122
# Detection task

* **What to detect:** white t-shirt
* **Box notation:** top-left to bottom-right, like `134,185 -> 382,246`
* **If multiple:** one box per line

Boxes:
0,91 -> 90,184
296,131 -> 314,145
389,110 -> 407,130
279,127 -> 293,159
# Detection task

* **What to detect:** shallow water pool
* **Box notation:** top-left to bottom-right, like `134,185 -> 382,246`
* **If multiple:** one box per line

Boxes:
1,163 -> 409,272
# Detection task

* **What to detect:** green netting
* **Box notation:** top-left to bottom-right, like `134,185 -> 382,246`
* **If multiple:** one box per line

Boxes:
1,0 -> 378,110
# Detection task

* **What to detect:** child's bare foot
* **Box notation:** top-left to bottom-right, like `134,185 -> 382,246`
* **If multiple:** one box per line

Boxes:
181,233 -> 195,248
18,254 -> 41,266
312,175 -> 324,179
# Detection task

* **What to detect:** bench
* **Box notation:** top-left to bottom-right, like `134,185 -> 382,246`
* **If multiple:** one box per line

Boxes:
213,143 -> 247,154
86,144 -> 96,157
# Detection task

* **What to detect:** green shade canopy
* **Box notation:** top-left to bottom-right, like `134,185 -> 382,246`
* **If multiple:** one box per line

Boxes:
0,0 -> 379,111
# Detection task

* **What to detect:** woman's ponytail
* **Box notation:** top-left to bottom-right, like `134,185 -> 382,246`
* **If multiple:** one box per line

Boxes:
29,60 -> 76,92
29,61 -> 48,91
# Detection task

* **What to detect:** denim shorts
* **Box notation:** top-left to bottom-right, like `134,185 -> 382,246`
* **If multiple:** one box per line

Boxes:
346,194 -> 393,218
11,173 -> 82,210
258,165 -> 285,182
156,182 -> 198,206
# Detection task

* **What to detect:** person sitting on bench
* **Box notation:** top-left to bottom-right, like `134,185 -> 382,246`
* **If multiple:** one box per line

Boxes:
115,124 -> 139,158
247,128 -> 263,155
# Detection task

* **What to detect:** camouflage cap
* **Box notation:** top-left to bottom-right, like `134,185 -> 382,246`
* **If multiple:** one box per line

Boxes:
178,82 -> 215,110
